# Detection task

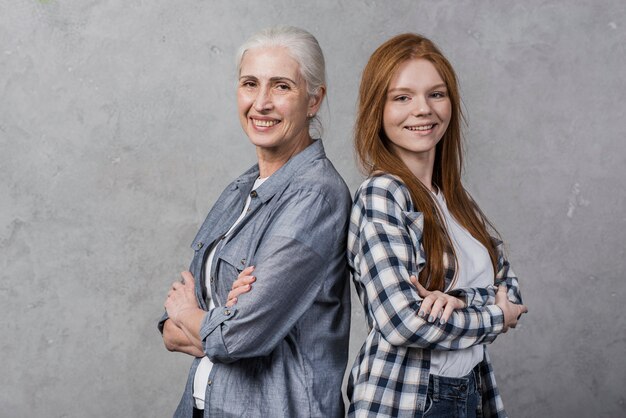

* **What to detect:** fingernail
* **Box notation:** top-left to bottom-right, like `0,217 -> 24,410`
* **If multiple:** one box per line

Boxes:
439,318 -> 446,325
418,310 -> 425,318
428,315 -> 435,323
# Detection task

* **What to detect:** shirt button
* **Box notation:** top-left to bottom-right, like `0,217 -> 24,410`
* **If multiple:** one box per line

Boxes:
196,242 -> 203,250
210,277 -> 214,284
224,309 -> 231,315
240,258 -> 246,265
250,190 -> 258,198
417,403 -> 422,410
207,379 -> 212,386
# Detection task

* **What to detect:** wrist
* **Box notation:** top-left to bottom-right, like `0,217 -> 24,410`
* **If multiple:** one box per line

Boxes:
173,306 -> 199,327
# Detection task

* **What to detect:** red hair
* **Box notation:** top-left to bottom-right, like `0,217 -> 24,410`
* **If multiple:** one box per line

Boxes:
355,33 -> 499,290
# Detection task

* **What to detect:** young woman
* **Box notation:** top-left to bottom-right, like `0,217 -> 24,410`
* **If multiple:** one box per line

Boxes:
347,33 -> 528,418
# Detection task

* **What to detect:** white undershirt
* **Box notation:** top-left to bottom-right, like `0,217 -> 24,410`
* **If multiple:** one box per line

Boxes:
429,190 -> 494,377
193,177 -> 267,410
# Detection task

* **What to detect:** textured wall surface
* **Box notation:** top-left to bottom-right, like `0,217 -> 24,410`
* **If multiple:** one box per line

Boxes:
1,1 -> 625,417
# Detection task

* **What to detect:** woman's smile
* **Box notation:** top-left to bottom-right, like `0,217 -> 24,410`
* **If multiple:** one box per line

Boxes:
252,118 -> 280,128
405,123 -> 437,133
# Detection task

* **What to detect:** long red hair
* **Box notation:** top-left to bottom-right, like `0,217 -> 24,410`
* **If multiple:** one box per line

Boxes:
355,33 -> 499,290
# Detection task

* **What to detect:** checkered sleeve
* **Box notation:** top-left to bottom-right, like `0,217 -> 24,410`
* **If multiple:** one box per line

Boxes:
352,175 -> 505,350
448,286 -> 497,308
493,239 -> 523,305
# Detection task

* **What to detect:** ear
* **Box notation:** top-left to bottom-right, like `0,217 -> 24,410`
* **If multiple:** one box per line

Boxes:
307,85 -> 326,116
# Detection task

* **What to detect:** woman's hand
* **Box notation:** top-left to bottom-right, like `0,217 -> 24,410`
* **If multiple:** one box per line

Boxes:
495,285 -> 528,332
410,275 -> 466,325
165,271 -> 200,326
225,266 -> 256,308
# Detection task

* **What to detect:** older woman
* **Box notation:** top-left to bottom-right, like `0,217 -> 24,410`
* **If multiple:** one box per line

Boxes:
160,26 -> 351,418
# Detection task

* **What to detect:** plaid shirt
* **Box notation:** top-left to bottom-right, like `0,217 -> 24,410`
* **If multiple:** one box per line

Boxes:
347,174 -> 523,418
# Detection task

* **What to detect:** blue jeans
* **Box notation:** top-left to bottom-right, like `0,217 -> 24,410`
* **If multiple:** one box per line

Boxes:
423,366 -> 481,418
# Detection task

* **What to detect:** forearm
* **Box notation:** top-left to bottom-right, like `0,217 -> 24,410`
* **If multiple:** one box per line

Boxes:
369,288 -> 504,349
202,237 -> 333,363
162,318 -> 205,357
359,246 -> 505,348
416,304 -> 505,350
449,285 -> 497,308
173,307 -> 206,347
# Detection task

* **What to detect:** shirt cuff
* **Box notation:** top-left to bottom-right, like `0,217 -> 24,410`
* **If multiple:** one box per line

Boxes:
157,310 -> 169,334
482,304 -> 505,344
199,306 -> 238,362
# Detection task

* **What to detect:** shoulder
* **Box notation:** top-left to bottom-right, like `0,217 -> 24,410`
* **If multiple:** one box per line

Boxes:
354,173 -> 412,211
290,157 -> 351,207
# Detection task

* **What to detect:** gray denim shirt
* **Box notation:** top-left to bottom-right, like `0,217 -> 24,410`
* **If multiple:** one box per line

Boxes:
159,140 -> 351,417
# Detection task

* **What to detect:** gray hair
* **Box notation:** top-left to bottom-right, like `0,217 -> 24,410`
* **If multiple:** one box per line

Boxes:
236,25 -> 326,99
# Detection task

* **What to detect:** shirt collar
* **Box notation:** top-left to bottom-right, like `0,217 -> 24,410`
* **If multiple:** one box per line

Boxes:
232,139 -> 326,203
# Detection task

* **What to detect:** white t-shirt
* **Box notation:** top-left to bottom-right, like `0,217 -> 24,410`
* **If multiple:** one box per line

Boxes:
429,190 -> 494,377
193,177 -> 267,409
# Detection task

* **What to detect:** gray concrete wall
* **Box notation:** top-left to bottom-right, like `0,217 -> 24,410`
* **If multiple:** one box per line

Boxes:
1,1 -> 624,417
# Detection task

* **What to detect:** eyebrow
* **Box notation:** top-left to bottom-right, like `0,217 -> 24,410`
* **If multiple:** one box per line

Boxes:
239,75 -> 298,84
387,83 -> 447,94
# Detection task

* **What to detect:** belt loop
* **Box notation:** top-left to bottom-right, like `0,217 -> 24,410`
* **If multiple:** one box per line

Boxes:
473,364 -> 482,391
431,374 -> 440,401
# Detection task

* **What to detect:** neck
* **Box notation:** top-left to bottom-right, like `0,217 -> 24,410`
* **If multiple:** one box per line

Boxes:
256,134 -> 313,178
401,151 -> 436,192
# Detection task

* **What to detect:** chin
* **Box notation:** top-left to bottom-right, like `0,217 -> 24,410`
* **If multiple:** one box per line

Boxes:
248,135 -> 280,149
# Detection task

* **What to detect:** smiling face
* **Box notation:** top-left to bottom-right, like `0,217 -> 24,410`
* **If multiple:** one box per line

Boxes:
382,58 -> 451,171
237,46 -> 322,158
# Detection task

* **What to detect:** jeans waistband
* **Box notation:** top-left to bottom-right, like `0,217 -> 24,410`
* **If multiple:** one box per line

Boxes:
428,364 -> 480,401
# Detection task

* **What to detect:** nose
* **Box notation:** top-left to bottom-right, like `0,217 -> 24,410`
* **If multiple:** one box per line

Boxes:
253,85 -> 272,112
412,96 -> 432,116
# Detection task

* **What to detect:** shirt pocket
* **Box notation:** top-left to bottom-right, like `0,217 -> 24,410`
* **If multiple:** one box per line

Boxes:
212,234 -> 256,303
217,235 -> 253,273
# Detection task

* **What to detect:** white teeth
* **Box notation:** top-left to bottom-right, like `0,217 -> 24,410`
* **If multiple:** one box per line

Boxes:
253,119 -> 279,127
407,124 -> 434,131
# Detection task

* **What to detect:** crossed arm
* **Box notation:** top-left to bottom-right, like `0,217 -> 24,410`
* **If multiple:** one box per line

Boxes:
162,271 -> 205,357
349,176 -> 526,350
162,188 -> 346,362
